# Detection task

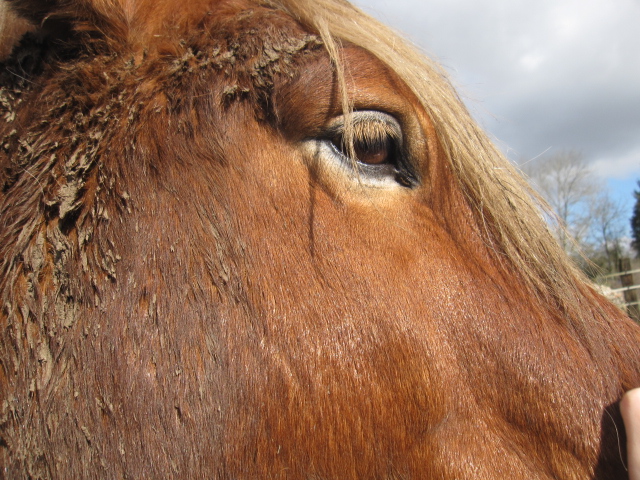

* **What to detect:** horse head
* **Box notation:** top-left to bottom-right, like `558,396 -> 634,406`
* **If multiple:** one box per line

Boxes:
1,0 -> 639,478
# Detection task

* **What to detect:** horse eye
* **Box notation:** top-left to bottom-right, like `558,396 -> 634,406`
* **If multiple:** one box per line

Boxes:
329,112 -> 399,165
322,111 -> 417,188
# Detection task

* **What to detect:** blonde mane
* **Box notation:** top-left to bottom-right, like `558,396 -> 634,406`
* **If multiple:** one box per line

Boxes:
266,0 -> 594,325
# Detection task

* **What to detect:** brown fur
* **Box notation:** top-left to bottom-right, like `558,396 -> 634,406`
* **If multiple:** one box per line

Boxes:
1,0 -> 640,478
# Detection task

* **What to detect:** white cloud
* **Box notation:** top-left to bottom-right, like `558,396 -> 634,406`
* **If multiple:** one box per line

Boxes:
519,52 -> 546,71
592,147 -> 640,181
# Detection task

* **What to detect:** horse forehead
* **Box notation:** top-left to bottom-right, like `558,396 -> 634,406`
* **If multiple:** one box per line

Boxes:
80,0 -> 270,43
121,5 -> 324,98
97,0 -> 309,53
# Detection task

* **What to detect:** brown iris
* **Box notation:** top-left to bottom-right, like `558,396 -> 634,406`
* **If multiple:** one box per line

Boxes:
353,137 -> 392,165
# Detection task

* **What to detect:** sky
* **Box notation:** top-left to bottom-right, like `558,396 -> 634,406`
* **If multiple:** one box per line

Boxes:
353,0 -> 640,226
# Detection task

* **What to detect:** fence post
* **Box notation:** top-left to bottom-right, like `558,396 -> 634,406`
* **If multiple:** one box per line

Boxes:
619,258 -> 640,322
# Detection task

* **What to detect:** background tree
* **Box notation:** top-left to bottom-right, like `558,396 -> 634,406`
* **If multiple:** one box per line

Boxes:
586,193 -> 628,272
521,150 -> 628,274
631,181 -> 640,257
522,150 -> 599,253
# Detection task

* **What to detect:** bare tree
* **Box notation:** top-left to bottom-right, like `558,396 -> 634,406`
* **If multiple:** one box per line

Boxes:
585,193 -> 628,272
522,150 -> 601,254
520,151 -> 629,275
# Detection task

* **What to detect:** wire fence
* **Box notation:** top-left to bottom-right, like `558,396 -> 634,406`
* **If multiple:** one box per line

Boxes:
596,259 -> 640,321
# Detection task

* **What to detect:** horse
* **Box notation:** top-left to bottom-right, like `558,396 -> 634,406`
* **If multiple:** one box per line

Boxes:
1,0 -> 639,478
